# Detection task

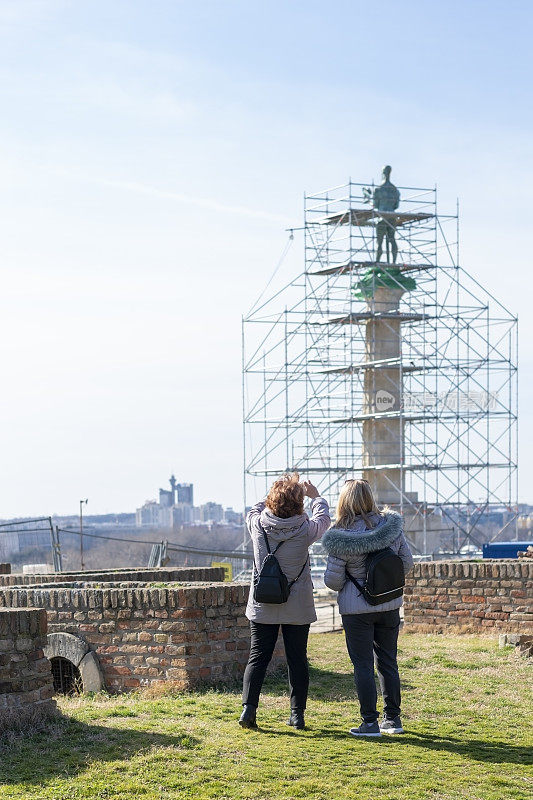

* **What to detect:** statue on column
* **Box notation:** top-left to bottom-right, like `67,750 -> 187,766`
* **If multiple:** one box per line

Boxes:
354,166 -> 416,299
372,165 -> 400,263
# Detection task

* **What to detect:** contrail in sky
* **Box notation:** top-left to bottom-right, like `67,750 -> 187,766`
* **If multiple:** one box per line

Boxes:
48,166 -> 290,224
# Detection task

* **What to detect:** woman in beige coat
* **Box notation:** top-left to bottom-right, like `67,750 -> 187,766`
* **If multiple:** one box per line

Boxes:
239,473 -> 330,730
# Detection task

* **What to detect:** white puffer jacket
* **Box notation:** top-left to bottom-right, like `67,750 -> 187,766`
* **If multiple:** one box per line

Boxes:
322,511 -> 414,615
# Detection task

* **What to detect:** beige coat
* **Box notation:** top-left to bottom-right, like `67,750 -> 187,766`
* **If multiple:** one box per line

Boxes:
245,497 -> 330,625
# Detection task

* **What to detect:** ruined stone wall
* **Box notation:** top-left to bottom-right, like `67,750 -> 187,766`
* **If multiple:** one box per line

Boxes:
0,607 -> 56,727
0,583 -> 277,692
0,566 -> 225,587
404,560 -> 533,632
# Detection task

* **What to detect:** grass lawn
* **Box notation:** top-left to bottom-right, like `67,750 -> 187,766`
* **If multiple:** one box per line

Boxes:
0,632 -> 531,800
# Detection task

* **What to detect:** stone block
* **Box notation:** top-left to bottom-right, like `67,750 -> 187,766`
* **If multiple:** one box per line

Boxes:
44,631 -> 89,667
78,650 -> 104,692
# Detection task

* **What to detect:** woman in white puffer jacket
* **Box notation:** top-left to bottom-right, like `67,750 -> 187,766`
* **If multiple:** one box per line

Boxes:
322,479 -> 413,738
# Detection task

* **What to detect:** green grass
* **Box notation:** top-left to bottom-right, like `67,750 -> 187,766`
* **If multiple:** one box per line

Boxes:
1,633 -> 532,800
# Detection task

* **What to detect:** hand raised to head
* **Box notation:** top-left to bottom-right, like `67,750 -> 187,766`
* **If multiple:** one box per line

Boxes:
301,480 -> 320,499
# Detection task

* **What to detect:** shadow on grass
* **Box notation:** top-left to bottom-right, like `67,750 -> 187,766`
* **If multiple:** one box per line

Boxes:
244,724 -> 531,765
267,725 -> 531,766
261,664 -> 415,701
389,731 -> 533,766
0,715 -> 199,786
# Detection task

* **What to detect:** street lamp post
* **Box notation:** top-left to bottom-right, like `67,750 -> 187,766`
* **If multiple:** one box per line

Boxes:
80,498 -> 88,570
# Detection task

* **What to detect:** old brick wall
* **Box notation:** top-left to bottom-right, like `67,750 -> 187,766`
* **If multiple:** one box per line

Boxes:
0,607 -> 56,726
0,582 -> 282,692
0,566 -> 225,587
404,560 -> 533,632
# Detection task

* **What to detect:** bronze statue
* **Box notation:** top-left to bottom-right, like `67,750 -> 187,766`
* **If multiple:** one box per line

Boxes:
370,165 -> 400,263
354,166 -> 416,299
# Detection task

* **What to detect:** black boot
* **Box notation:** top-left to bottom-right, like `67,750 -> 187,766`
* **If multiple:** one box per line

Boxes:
239,705 -> 258,729
287,709 -> 305,730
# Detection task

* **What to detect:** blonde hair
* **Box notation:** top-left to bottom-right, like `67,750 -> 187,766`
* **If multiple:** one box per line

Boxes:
334,479 -> 381,529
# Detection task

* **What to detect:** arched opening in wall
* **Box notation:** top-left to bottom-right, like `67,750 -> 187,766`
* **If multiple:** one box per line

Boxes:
44,632 -> 105,694
50,656 -> 83,696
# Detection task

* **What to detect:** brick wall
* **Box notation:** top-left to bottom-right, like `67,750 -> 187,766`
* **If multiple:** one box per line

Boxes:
0,607 -> 56,728
404,560 -> 533,632
0,566 -> 225,587
0,564 -> 10,575
0,582 -> 281,692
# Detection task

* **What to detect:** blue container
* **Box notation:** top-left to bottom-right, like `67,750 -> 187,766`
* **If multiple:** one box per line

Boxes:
482,541 -> 533,559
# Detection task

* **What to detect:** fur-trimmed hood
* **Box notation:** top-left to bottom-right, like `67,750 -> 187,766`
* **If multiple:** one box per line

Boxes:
322,511 -> 403,557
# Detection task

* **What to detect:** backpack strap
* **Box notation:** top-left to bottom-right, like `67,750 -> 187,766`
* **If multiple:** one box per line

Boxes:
257,520 -> 285,554
255,520 -> 307,585
253,520 -> 285,574
345,569 -> 365,596
288,556 -> 309,588
256,519 -> 270,553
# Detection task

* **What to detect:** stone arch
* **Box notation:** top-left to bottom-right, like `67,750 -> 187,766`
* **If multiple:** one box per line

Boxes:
44,632 -> 104,693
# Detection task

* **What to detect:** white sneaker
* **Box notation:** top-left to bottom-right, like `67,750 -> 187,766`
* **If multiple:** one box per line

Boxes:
379,716 -> 404,734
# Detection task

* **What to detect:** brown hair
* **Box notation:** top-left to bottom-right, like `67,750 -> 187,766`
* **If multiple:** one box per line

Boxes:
335,479 -> 381,529
265,472 -> 304,519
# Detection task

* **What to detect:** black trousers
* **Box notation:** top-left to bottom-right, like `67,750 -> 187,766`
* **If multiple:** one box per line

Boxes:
242,621 -> 310,710
342,609 -> 401,723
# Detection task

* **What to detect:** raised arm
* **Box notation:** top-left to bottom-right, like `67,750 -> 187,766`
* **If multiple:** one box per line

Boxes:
246,501 -> 266,537
306,498 -> 331,545
300,481 -> 330,544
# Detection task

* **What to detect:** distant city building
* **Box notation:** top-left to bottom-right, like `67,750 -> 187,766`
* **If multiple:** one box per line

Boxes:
172,504 -> 197,526
517,508 -> 533,537
177,483 -> 194,505
135,501 -> 161,527
136,476 -> 240,530
135,476 -> 244,529
135,475 -> 245,529
136,475 -> 189,528
199,502 -> 224,523
224,507 -> 243,525
158,488 -> 173,508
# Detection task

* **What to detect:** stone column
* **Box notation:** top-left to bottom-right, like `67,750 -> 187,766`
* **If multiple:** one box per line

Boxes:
362,286 -> 404,505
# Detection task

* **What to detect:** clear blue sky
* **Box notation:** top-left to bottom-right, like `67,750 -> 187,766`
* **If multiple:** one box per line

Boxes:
0,0 -> 531,516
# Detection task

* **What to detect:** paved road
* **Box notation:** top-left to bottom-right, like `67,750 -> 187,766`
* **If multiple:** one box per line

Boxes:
312,600 -> 343,633
311,597 -> 404,632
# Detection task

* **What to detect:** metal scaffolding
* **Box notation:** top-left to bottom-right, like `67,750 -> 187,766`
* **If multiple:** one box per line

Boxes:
242,177 -> 518,554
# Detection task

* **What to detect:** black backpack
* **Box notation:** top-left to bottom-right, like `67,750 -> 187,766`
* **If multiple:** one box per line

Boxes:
346,547 -> 405,606
253,523 -> 308,605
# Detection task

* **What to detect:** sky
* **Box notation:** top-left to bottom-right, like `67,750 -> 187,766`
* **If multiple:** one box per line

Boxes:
0,0 -> 531,516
